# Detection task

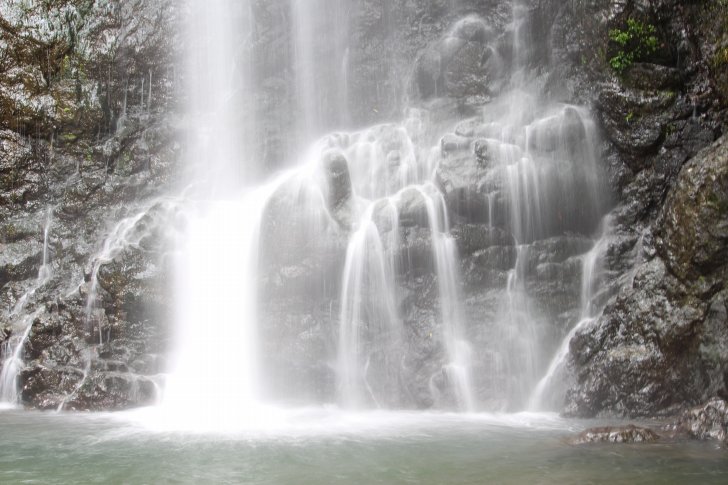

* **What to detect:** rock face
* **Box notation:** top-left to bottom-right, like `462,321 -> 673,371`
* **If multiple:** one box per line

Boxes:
0,0 -> 179,410
0,0 -> 726,415
566,136 -> 728,418
554,0 -> 728,418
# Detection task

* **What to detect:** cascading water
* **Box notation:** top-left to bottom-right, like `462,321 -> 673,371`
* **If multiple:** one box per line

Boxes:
291,0 -> 351,141
0,208 -> 53,406
158,0 -> 269,426
528,220 -> 612,411
156,0 -> 609,426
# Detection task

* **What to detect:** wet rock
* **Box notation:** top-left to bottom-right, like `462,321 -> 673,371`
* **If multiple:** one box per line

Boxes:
472,246 -> 517,272
451,224 -> 514,255
450,16 -> 494,44
435,152 -> 488,222
670,398 -> 728,444
415,50 -> 443,100
597,85 -> 676,157
454,118 -> 489,138
565,257 -> 715,417
527,106 -> 589,154
570,425 -> 660,444
69,372 -> 158,411
323,150 -> 353,211
473,138 -> 494,166
442,40 -> 493,100
656,136 -> 728,284
20,365 -> 84,410
440,133 -> 471,156
0,130 -> 46,208
396,188 -> 431,229
413,15 -> 502,104
623,63 -> 682,91
0,241 -> 43,289
599,112 -> 664,157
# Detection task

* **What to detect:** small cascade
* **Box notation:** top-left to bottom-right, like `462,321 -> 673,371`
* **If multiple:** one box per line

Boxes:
56,201 -> 172,412
459,85 -> 604,410
84,208 -> 155,344
495,244 -> 540,409
321,111 -> 477,410
56,348 -> 92,413
415,184 -> 475,411
338,204 -> 401,409
0,208 -> 54,405
10,208 -> 53,316
0,309 -> 43,405
528,221 -> 612,411
335,170 -> 476,410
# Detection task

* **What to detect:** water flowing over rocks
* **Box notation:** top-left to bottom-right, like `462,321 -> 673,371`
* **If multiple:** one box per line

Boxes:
0,0 -> 725,421
0,0 -> 179,410
566,136 -> 728,418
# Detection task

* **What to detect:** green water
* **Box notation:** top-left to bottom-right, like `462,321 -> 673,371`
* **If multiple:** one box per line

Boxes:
0,408 -> 725,484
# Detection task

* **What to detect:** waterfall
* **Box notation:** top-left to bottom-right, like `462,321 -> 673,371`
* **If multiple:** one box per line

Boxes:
291,0 -> 351,142
161,177 -> 289,425
154,0 -> 609,424
417,184 -> 476,412
338,203 -> 401,409
157,0 -> 272,425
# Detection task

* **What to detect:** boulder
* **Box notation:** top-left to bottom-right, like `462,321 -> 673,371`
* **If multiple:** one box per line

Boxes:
323,149 -> 353,211
670,398 -> 728,444
657,136 -> 728,284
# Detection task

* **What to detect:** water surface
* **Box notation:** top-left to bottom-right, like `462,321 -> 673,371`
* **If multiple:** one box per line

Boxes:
1,408 -> 725,484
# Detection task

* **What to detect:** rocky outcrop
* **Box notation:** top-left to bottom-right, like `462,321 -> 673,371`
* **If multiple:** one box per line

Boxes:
0,0 -> 179,410
566,136 -> 728,418
550,0 -> 728,418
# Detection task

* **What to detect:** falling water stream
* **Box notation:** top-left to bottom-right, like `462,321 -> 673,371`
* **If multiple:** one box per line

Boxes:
158,0 -> 605,422
0,208 -> 53,406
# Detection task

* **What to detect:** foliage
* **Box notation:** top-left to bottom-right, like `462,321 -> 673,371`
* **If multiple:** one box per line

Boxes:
608,18 -> 658,74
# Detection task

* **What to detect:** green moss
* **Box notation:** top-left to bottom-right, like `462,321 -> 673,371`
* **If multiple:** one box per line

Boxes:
60,133 -> 77,143
706,192 -> 728,214
0,224 -> 20,243
609,18 -> 659,74
713,47 -> 728,68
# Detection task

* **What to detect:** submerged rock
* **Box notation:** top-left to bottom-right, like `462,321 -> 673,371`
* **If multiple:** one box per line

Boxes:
570,425 -> 660,445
